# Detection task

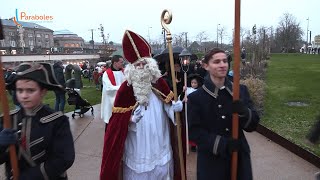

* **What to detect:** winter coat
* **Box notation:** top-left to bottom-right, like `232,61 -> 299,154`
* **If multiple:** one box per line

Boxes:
188,76 -> 260,180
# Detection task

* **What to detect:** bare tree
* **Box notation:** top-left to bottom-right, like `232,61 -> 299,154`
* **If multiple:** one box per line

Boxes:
196,31 -> 209,44
173,32 -> 185,47
231,27 -> 247,47
275,13 -> 303,52
218,26 -> 227,48
240,27 -> 247,48
150,35 -> 165,50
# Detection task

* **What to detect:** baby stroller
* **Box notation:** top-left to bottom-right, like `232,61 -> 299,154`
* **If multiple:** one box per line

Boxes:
66,78 -> 94,118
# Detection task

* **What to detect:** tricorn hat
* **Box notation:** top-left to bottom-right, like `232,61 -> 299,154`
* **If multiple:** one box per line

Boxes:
40,62 -> 62,87
6,63 -> 64,91
122,30 -> 152,64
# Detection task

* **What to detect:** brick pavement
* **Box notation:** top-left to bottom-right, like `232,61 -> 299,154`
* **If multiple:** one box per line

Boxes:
1,104 -> 319,180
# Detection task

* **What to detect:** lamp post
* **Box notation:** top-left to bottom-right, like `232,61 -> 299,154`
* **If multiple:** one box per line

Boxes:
306,17 -> 309,46
161,28 -> 166,49
148,26 -> 152,43
216,24 -> 220,47
179,48 -> 191,154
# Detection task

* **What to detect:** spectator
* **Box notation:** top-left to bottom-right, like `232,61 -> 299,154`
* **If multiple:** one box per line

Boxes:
241,48 -> 246,66
92,68 -> 100,90
53,61 -> 66,112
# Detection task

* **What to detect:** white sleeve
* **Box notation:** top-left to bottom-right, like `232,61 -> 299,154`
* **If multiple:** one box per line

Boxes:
164,103 -> 177,125
102,72 -> 120,93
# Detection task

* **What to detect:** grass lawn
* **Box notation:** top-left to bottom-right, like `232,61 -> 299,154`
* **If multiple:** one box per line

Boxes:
262,53 -> 320,156
1,79 -> 102,114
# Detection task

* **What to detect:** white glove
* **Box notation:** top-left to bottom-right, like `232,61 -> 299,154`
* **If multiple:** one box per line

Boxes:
131,105 -> 144,123
172,100 -> 183,112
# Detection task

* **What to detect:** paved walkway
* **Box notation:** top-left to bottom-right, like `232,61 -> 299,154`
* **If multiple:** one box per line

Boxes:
1,104 -> 319,180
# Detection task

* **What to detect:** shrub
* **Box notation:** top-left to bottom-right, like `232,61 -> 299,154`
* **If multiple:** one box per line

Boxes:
240,76 -> 266,115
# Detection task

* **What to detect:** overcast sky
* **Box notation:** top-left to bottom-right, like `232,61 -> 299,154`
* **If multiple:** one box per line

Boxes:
1,0 -> 319,44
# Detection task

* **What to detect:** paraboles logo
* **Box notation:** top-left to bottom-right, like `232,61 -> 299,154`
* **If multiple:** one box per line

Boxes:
13,8 -> 54,26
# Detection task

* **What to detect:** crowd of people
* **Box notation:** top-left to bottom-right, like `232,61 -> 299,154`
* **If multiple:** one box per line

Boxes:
0,30 -> 259,180
0,29 -> 319,180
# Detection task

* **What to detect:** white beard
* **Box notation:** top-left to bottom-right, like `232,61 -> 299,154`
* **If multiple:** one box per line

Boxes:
124,58 -> 162,106
131,68 -> 153,106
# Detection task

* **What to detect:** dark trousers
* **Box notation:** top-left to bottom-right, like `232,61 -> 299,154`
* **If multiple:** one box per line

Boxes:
54,92 -> 66,112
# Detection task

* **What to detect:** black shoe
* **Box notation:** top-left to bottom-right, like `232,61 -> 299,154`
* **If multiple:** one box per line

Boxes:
191,146 -> 197,152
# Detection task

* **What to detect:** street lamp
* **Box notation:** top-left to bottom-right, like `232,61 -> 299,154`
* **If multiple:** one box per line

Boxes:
179,48 -> 191,70
216,24 -> 220,47
148,26 -> 152,43
306,18 -> 309,45
179,47 -> 191,154
306,18 -> 310,54
161,28 -> 166,49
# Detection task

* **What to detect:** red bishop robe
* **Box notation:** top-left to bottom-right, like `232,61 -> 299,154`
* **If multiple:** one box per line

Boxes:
99,77 -> 186,180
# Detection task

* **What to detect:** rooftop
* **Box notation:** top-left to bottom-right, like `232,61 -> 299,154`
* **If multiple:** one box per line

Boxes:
1,19 -> 53,31
53,29 -> 77,35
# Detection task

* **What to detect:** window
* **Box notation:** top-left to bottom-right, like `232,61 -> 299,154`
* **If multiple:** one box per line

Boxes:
76,43 -> 80,47
64,43 -> 69,47
9,32 -> 14,36
10,41 -> 16,47
71,43 -> 75,47
28,34 -> 33,38
37,34 -> 41,38
45,34 -> 49,38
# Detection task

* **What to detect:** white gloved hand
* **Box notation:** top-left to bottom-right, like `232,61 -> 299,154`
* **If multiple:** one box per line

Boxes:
131,105 -> 144,123
172,100 -> 183,112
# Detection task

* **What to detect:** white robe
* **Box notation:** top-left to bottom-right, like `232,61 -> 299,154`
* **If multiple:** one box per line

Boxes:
100,70 -> 125,123
123,92 -> 176,179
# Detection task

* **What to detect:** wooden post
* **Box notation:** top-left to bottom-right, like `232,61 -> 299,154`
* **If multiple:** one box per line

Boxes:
231,0 -> 241,180
183,72 -> 189,155
0,18 -> 19,180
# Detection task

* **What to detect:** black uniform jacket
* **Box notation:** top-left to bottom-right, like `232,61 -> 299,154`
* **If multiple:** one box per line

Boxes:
0,104 -> 75,180
187,76 -> 260,180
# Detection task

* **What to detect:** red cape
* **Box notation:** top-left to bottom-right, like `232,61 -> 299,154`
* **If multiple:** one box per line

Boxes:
100,77 -> 186,180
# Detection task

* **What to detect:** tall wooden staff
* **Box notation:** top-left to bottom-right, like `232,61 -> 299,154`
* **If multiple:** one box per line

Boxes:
161,9 -> 186,180
231,0 -> 241,180
0,19 -> 19,179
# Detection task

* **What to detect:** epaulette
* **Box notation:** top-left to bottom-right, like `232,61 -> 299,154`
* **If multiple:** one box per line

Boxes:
0,109 -> 20,119
40,111 -> 64,123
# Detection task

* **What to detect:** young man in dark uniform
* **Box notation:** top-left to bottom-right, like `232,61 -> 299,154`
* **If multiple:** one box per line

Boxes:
0,63 -> 75,180
187,48 -> 260,180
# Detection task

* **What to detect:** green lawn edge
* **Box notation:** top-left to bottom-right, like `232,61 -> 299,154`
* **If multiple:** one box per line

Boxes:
262,53 -> 320,156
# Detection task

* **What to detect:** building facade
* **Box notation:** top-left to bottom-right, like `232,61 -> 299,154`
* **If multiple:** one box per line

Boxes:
0,19 -> 54,55
53,29 -> 85,53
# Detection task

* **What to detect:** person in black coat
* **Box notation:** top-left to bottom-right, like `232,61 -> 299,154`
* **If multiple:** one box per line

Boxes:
0,63 -> 75,180
53,61 -> 66,112
187,48 -> 260,180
